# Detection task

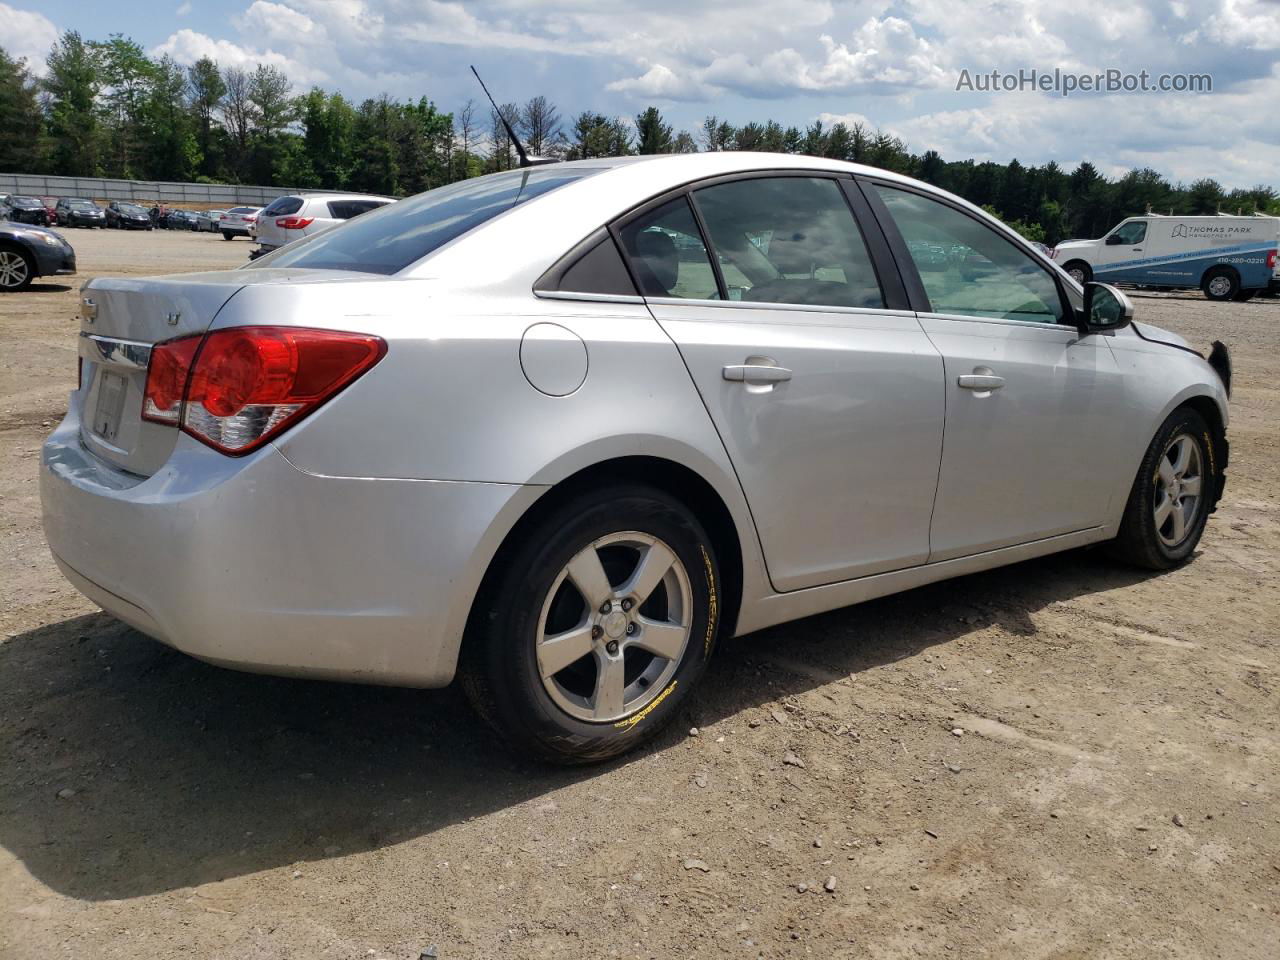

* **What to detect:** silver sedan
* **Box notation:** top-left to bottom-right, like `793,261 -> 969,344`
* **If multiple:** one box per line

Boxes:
41,154 -> 1232,763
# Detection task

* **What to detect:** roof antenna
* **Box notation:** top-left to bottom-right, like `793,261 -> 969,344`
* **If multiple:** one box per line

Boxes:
470,66 -> 557,168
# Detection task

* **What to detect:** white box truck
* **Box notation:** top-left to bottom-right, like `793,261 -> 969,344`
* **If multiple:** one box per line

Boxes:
1053,214 -> 1279,301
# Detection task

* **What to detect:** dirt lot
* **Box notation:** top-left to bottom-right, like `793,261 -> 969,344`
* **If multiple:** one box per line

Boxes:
1,229 -> 1277,960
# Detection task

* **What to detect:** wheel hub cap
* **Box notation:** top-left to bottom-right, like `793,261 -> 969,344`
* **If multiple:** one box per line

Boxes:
535,531 -> 693,724
1153,432 -> 1204,548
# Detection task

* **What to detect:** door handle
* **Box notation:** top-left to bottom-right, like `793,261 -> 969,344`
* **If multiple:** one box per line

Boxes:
957,374 -> 1005,391
723,363 -> 792,384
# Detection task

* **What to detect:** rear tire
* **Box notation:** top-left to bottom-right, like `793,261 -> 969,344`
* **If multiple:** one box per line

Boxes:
1109,407 -> 1217,570
1202,267 -> 1239,301
221,230 -> 233,240
461,485 -> 722,765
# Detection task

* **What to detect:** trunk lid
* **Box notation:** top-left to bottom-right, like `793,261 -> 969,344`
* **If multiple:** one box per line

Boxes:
78,272 -> 248,476
77,267 -> 382,477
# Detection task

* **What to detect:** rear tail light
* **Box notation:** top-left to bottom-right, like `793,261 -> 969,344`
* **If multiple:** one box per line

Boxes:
245,215 -> 257,222
142,326 -> 386,455
276,216 -> 315,229
1268,249 -> 1277,270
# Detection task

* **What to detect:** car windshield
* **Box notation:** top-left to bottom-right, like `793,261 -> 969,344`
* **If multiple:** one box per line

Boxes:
69,201 -> 97,211
254,167 -> 604,275
118,203 -> 146,215
12,196 -> 39,206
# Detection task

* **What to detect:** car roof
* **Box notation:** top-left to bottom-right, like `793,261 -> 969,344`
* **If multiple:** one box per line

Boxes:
411,152 -> 994,285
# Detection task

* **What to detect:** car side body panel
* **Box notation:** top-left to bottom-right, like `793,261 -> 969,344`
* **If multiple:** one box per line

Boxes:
40,153 -> 1232,690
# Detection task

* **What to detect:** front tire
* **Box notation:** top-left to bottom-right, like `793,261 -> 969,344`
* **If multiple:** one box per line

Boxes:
462,485 -> 722,765
1063,260 -> 1092,284
0,245 -> 34,291
1110,407 -> 1217,570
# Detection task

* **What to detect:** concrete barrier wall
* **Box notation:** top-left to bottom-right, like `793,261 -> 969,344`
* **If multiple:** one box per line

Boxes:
0,173 -> 349,208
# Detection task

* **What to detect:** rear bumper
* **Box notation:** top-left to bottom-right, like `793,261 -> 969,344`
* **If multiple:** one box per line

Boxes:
40,405 -> 532,687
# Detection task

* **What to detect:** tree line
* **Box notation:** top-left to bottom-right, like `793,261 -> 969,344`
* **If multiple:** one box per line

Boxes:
2,31 -> 1277,244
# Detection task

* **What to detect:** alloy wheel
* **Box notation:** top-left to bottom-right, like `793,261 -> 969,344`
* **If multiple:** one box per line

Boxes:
1153,433 -> 1203,548
535,531 -> 692,723
0,250 -> 30,288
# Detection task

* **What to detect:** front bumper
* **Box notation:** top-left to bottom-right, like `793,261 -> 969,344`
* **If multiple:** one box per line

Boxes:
32,243 -> 76,278
40,405 -> 530,687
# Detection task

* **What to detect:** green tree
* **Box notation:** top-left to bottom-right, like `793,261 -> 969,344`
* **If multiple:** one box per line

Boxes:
1185,177 -> 1225,215
296,87 -> 355,188
144,55 -> 199,180
247,64 -> 294,182
0,47 -> 46,171
634,106 -> 673,154
91,34 -> 154,177
187,56 -> 226,177
42,31 -> 102,176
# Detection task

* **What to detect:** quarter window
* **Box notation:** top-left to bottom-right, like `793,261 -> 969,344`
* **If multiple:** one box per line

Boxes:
874,185 -> 1066,325
693,177 -> 884,309
617,197 -> 720,300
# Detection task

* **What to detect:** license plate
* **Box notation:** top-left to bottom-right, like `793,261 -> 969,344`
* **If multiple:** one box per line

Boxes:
94,371 -> 128,444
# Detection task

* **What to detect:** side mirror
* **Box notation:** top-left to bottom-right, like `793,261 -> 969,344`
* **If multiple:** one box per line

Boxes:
1104,234 -> 1123,245
1081,281 -> 1133,334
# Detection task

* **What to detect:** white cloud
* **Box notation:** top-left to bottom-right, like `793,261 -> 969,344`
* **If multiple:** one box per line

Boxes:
0,3 -> 58,74
151,27 -> 328,84
176,1 -> 193,15
115,0 -> 1280,188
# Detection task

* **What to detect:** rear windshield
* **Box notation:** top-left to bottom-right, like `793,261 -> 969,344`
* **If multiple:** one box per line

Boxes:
228,207 -> 257,214
327,198 -> 390,220
253,168 -> 600,275
263,196 -> 303,216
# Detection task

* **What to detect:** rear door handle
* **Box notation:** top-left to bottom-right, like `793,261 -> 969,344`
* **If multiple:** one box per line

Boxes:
957,374 -> 1005,391
723,363 -> 792,384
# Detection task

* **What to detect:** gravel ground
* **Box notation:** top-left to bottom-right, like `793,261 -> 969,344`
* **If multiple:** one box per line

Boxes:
1,229 -> 1277,960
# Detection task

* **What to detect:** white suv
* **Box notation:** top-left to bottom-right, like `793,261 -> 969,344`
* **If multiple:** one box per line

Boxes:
252,193 -> 396,253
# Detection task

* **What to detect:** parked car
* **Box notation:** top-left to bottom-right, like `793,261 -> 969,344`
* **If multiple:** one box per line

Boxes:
7,195 -> 52,225
0,220 -> 75,291
42,154 -> 1232,764
0,197 -> 10,221
1053,214 -> 1279,301
218,206 -> 261,240
164,209 -> 199,231
252,192 -> 395,254
105,201 -> 153,230
55,198 -> 107,228
196,209 -> 227,232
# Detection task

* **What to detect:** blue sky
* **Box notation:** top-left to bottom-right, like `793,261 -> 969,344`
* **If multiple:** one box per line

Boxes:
7,0 -> 1279,188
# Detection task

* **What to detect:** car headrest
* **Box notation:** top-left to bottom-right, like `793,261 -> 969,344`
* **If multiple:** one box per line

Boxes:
634,230 -> 679,295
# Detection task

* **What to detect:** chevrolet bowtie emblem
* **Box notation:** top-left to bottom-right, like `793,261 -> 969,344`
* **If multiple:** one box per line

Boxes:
166,311 -> 181,325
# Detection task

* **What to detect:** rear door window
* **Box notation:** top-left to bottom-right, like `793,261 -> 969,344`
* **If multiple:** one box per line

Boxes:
692,177 -> 884,308
616,197 -> 720,300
